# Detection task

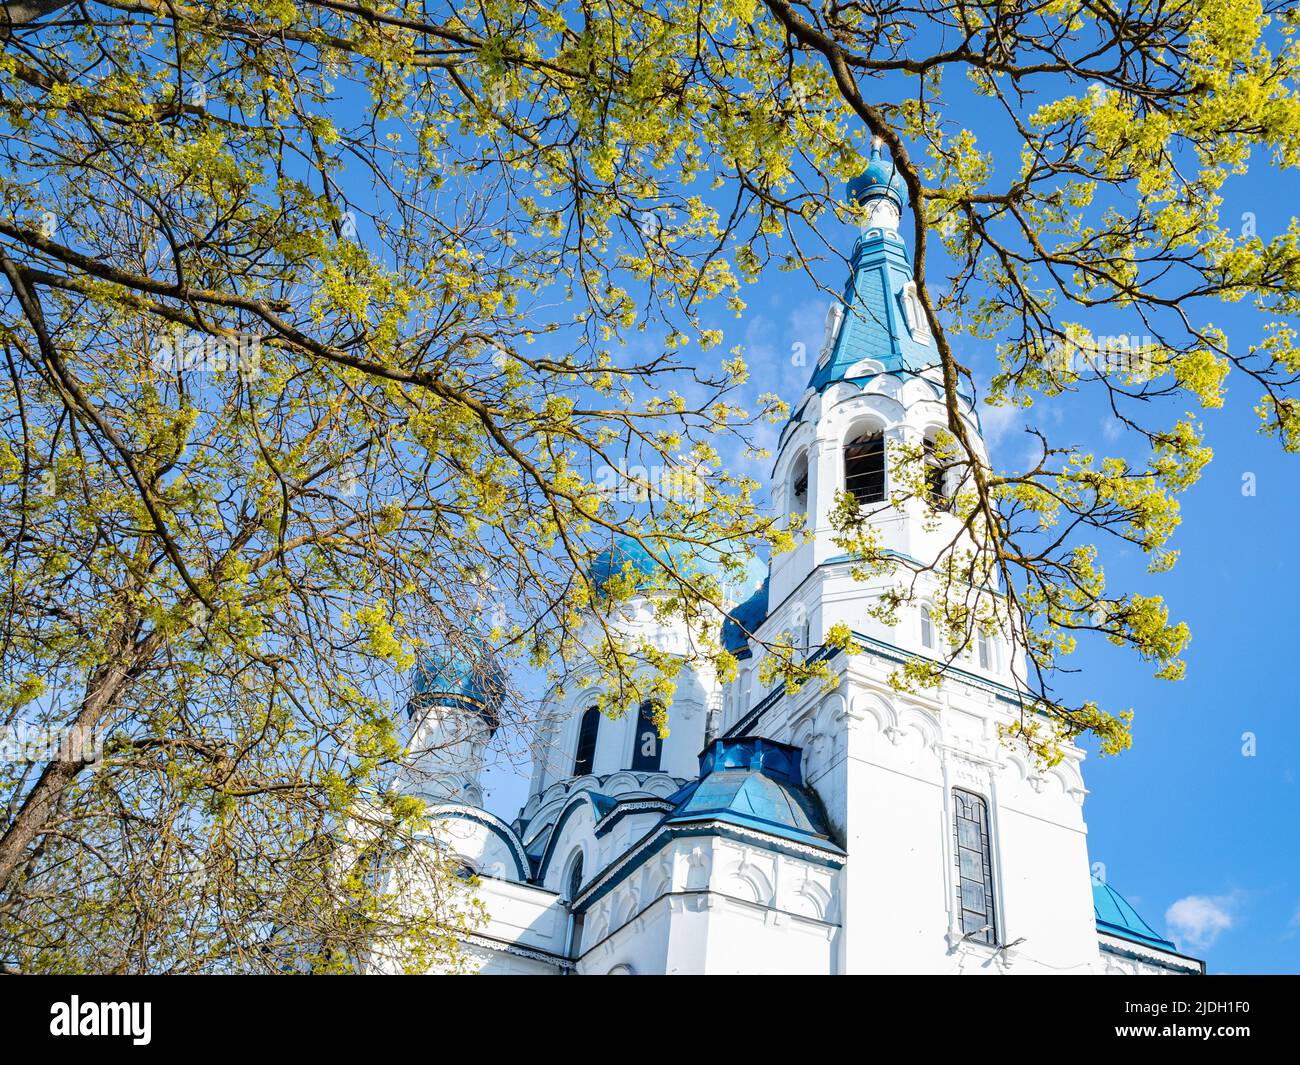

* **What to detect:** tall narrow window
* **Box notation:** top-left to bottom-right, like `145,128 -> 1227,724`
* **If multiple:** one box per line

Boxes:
565,853 -> 586,959
566,853 -> 584,901
923,437 -> 948,510
978,632 -> 993,671
844,430 -> 886,505
900,281 -> 931,342
920,605 -> 934,649
791,452 -> 809,516
573,706 -> 600,776
630,700 -> 663,772
953,790 -> 997,945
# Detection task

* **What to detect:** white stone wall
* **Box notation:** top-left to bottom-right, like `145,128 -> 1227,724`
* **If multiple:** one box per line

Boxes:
722,641 -> 1104,974
575,834 -> 841,975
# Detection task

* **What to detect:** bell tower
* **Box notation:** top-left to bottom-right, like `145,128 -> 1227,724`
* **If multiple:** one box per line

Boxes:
718,147 -> 1103,974
764,142 -> 992,672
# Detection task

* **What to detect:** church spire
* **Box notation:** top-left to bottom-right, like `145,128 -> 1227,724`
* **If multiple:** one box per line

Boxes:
808,143 -> 933,393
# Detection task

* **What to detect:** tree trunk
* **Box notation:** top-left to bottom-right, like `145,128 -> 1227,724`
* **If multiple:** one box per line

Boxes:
0,625 -> 149,896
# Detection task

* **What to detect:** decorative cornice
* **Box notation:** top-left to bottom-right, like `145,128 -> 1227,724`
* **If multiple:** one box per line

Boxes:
1098,931 -> 1204,974
572,817 -> 845,914
593,798 -> 676,839
462,932 -> 573,971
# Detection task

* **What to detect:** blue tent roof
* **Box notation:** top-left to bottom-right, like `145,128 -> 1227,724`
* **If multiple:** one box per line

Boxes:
664,737 -> 843,852
809,228 -> 934,391
797,145 -> 935,395
410,639 -> 507,727
1092,877 -> 1177,951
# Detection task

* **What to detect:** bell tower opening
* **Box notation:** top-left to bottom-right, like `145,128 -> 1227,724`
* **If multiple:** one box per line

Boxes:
790,450 -> 809,517
844,430 -> 886,506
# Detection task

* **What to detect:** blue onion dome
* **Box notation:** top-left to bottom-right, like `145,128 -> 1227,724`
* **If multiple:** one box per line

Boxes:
846,140 -> 905,209
410,637 -> 507,730
586,535 -> 661,592
585,534 -> 719,596
721,577 -> 769,655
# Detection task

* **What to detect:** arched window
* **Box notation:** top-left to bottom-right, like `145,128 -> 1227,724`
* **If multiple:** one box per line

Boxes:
953,789 -> 997,945
630,700 -> 663,772
920,605 -> 934,649
977,632 -> 993,671
844,430 -> 886,505
565,852 -> 586,959
923,436 -> 949,510
901,280 -> 932,342
566,852 -> 584,902
573,706 -> 600,776
790,451 -> 809,516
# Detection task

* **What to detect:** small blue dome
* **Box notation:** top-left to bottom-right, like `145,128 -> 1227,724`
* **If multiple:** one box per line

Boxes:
411,639 -> 506,728
721,578 -> 769,655
847,141 -> 905,209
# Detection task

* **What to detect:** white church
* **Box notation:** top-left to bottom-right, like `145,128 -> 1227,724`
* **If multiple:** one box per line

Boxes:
390,147 -> 1205,976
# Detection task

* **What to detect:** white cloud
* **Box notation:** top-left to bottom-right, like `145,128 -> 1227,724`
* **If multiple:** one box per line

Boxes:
979,401 -> 1023,450
1165,894 -> 1237,951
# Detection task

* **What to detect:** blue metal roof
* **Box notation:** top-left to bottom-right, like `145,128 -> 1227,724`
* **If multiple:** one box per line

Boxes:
664,737 -> 843,852
721,578 -> 769,654
1092,877 -> 1177,951
846,141 -> 905,209
797,145 -> 934,394
809,227 -> 934,391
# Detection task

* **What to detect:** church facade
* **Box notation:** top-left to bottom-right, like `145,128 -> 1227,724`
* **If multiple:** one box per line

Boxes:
391,147 -> 1204,976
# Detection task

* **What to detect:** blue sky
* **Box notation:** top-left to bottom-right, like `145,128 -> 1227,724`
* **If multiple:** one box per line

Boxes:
1068,369 -> 1300,975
